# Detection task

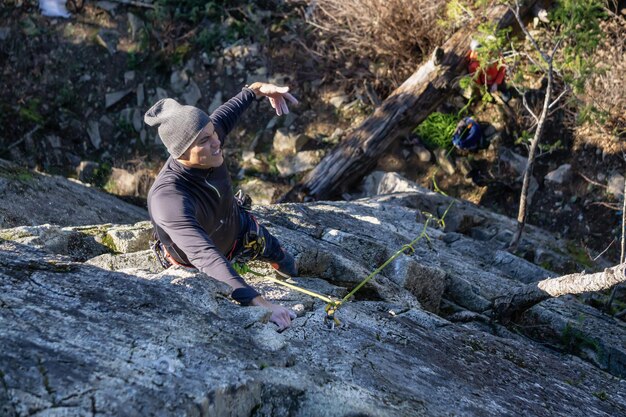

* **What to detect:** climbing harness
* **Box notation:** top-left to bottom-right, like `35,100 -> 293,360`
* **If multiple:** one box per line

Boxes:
234,189 -> 252,211
150,239 -> 170,269
227,190 -> 269,264
150,238 -> 195,269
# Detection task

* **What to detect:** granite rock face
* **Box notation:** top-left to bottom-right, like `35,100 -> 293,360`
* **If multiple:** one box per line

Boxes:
360,171 -> 612,273
0,158 -> 147,228
1,169 -> 626,416
2,240 -> 625,417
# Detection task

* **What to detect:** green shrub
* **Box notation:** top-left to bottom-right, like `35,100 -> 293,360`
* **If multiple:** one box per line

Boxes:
413,112 -> 458,150
550,0 -> 606,93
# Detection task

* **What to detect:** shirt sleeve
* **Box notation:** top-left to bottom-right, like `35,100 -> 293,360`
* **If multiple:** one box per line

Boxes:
210,88 -> 257,145
494,64 -> 506,86
151,190 -> 260,305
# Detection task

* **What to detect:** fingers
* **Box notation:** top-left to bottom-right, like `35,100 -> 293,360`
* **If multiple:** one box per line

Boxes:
283,92 -> 299,105
258,85 -> 298,116
275,98 -> 283,116
277,96 -> 289,115
274,314 -> 290,332
269,97 -> 283,116
270,307 -> 296,331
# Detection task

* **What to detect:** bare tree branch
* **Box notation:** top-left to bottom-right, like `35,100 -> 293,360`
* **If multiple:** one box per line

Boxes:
579,172 -> 608,189
492,263 -> 626,322
508,0 -> 563,251
520,90 -> 540,122
549,87 -> 569,109
606,157 -> 626,313
510,1 -> 549,63
593,238 -> 616,262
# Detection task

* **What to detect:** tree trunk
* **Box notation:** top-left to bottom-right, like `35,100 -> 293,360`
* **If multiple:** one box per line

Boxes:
492,263 -> 626,322
508,65 -> 553,250
283,1 -> 541,202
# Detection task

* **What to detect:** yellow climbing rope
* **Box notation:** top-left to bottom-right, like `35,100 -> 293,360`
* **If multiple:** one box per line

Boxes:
238,201 -> 454,328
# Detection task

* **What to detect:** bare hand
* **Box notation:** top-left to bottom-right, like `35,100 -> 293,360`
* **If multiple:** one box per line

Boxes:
247,82 -> 299,116
251,296 -> 297,331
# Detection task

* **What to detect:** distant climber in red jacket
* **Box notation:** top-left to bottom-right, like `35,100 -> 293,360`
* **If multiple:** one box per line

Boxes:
467,39 -> 507,95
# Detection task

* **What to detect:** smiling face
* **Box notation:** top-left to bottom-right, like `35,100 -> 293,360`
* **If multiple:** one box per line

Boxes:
177,122 -> 223,169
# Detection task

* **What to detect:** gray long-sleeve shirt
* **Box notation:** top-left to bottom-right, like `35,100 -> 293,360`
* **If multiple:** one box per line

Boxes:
147,89 -> 260,304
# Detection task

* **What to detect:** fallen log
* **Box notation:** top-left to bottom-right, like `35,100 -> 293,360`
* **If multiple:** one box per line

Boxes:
491,263 -> 626,322
283,0 -> 542,202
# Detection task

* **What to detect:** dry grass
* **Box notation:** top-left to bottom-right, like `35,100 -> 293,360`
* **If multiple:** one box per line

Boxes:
305,0 -> 448,92
573,11 -> 626,154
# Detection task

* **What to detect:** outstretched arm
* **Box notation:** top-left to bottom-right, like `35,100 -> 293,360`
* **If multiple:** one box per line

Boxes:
210,89 -> 256,144
210,82 -> 298,144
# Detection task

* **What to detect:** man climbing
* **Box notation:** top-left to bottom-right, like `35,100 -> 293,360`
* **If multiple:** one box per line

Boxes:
144,82 -> 299,330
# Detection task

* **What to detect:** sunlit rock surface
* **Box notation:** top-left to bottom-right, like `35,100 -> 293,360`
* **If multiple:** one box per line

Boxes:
1,166 -> 625,416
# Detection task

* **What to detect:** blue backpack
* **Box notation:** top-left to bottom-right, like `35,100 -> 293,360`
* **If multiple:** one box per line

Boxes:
452,117 -> 482,150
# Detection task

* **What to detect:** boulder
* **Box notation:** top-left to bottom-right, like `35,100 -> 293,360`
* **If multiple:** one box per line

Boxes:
127,12 -> 144,41
105,167 -> 153,197
499,147 -> 527,177
329,94 -> 350,109
105,221 -> 153,253
498,147 -> 539,204
124,70 -> 135,84
360,171 -> 610,273
276,150 -> 324,177
136,83 -> 145,106
75,160 -> 100,183
208,91 -> 223,113
2,239 -> 625,416
182,79 -> 202,106
0,220 -> 153,260
433,148 -> 455,175
105,89 -> 132,109
0,27 -> 10,41
545,164 -> 572,185
170,70 -> 190,94
607,173 -> 625,197
361,170 -> 421,196
0,159 -> 147,228
413,144 -> 431,162
238,178 -> 277,205
132,108 -> 143,132
86,120 -> 102,149
272,128 -> 309,155
86,249 -> 162,273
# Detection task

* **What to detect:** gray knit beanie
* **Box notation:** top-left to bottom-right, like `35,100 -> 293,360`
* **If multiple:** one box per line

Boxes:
144,98 -> 210,158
